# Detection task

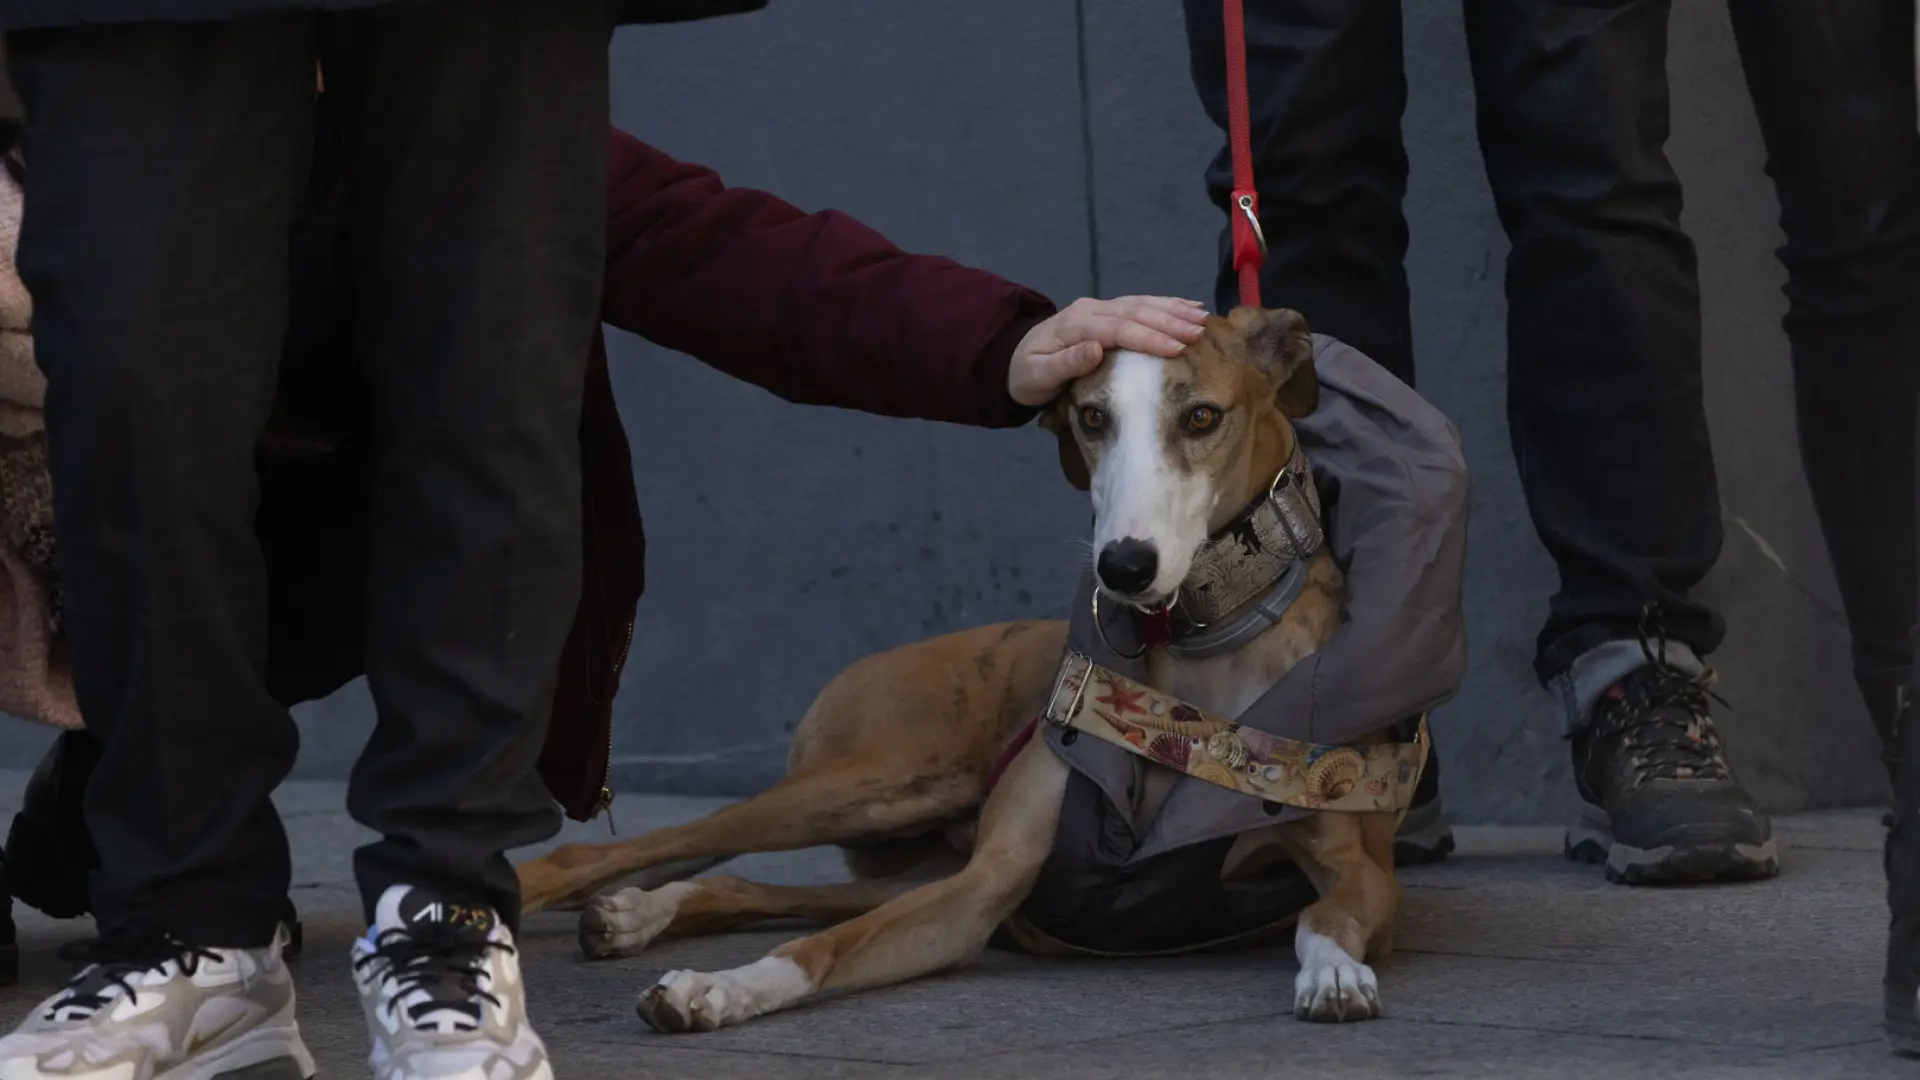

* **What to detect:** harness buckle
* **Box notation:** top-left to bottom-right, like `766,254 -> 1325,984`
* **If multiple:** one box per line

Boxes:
1043,653 -> 1090,728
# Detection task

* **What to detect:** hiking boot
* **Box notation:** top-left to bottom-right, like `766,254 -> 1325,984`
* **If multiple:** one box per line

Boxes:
352,885 -> 552,1080
1565,652 -> 1779,885
1394,739 -> 1455,867
0,924 -> 312,1080
1886,667 -> 1920,1055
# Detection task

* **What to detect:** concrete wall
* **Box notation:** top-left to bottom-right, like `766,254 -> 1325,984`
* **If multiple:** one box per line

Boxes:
1,0 -> 1874,825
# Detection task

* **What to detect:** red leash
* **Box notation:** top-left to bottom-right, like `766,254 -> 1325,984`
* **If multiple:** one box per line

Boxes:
1224,0 -> 1265,308
1002,11 -> 1260,768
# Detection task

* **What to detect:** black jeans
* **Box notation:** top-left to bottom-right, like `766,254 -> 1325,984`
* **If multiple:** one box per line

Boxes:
1189,0 -> 1920,691
8,0 -> 608,946
1725,1 -> 1920,696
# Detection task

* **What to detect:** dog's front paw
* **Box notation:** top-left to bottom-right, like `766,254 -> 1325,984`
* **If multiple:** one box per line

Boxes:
1293,957 -> 1381,1022
1292,925 -> 1382,1022
580,883 -> 694,959
636,958 -> 812,1034
638,970 -> 732,1033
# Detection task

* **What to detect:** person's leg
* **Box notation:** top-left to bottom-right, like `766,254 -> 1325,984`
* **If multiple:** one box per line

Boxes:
13,20 -> 315,951
1725,0 -> 1920,798
1462,0 -> 1775,885
332,3 -> 606,1077
1723,0 -> 1920,1052
0,17 -> 318,1080
1183,0 -> 1415,385
1888,680 -> 1920,1053
1184,0 -> 1454,865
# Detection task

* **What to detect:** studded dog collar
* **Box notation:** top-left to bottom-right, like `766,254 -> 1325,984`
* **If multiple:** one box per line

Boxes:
1179,444 -> 1322,623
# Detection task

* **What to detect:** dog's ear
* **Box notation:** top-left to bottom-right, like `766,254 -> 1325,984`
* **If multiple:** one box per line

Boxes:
1228,305 -> 1318,417
1038,402 -> 1091,491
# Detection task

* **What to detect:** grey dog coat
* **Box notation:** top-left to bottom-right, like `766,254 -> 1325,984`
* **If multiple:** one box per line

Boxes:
1005,334 -> 1471,956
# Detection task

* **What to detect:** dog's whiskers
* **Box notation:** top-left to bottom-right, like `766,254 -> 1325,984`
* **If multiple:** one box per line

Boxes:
1064,536 -> 1097,573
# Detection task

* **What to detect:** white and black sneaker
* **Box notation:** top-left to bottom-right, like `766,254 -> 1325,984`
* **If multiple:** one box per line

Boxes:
0,924 -> 313,1080
351,885 -> 551,1080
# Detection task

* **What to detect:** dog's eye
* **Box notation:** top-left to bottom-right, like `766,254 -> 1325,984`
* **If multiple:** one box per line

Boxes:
1186,405 -> 1221,433
1077,405 -> 1108,432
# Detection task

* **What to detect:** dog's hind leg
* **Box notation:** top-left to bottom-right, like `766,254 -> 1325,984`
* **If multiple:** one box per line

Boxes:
518,766 -> 979,914
634,740 -> 1069,1033
578,875 -> 925,959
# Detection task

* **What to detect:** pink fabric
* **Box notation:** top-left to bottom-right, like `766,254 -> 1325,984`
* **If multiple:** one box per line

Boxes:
0,541 -> 74,729
0,161 -> 78,731
985,718 -> 1039,795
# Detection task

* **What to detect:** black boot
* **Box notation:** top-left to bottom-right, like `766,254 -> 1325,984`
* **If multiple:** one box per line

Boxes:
1884,674 -> 1920,1053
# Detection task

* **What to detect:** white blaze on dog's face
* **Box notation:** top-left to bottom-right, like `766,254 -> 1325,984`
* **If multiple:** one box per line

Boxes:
1041,306 -> 1320,607
1079,350 -> 1215,602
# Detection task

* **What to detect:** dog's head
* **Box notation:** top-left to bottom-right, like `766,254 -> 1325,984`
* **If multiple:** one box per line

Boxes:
1040,305 -> 1317,608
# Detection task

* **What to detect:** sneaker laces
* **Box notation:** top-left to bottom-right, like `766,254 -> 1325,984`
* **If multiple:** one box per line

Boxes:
46,931 -> 219,1021
354,918 -> 511,1032
1586,608 -> 1733,785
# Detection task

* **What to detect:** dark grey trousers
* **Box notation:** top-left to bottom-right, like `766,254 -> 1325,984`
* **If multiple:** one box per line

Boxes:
1186,0 -> 1920,697
7,0 -> 609,945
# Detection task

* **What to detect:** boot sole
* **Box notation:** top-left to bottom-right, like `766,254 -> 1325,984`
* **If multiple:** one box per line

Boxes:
1565,806 -> 1780,886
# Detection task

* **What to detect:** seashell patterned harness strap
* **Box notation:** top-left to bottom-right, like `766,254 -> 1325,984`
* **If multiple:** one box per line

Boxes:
1042,651 -> 1428,812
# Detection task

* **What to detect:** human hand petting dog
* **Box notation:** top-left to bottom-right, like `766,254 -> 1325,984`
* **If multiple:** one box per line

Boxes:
1008,295 -> 1208,407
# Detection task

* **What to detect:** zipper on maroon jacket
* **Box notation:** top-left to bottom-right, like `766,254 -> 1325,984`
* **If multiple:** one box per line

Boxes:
593,614 -> 637,834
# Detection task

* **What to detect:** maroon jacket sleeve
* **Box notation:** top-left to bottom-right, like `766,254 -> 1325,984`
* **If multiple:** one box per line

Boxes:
600,127 -> 1056,428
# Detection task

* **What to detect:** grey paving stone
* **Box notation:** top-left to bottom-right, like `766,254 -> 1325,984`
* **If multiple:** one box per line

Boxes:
904,1015 -> 1882,1080
0,778 -> 1903,1078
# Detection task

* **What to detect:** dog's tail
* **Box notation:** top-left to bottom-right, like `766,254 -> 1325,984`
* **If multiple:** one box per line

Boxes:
542,855 -> 734,911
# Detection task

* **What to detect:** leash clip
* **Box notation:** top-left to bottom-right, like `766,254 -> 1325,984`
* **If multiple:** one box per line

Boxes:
1234,192 -> 1268,263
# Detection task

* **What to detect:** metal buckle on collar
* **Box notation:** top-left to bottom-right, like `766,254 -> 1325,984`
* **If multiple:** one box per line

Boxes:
1268,459 -> 1316,561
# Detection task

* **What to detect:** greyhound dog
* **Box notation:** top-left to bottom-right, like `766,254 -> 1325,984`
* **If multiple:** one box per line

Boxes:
513,306 -> 1429,1030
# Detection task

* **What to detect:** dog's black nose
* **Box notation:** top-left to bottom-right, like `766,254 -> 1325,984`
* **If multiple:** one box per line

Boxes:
1097,539 -> 1159,596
